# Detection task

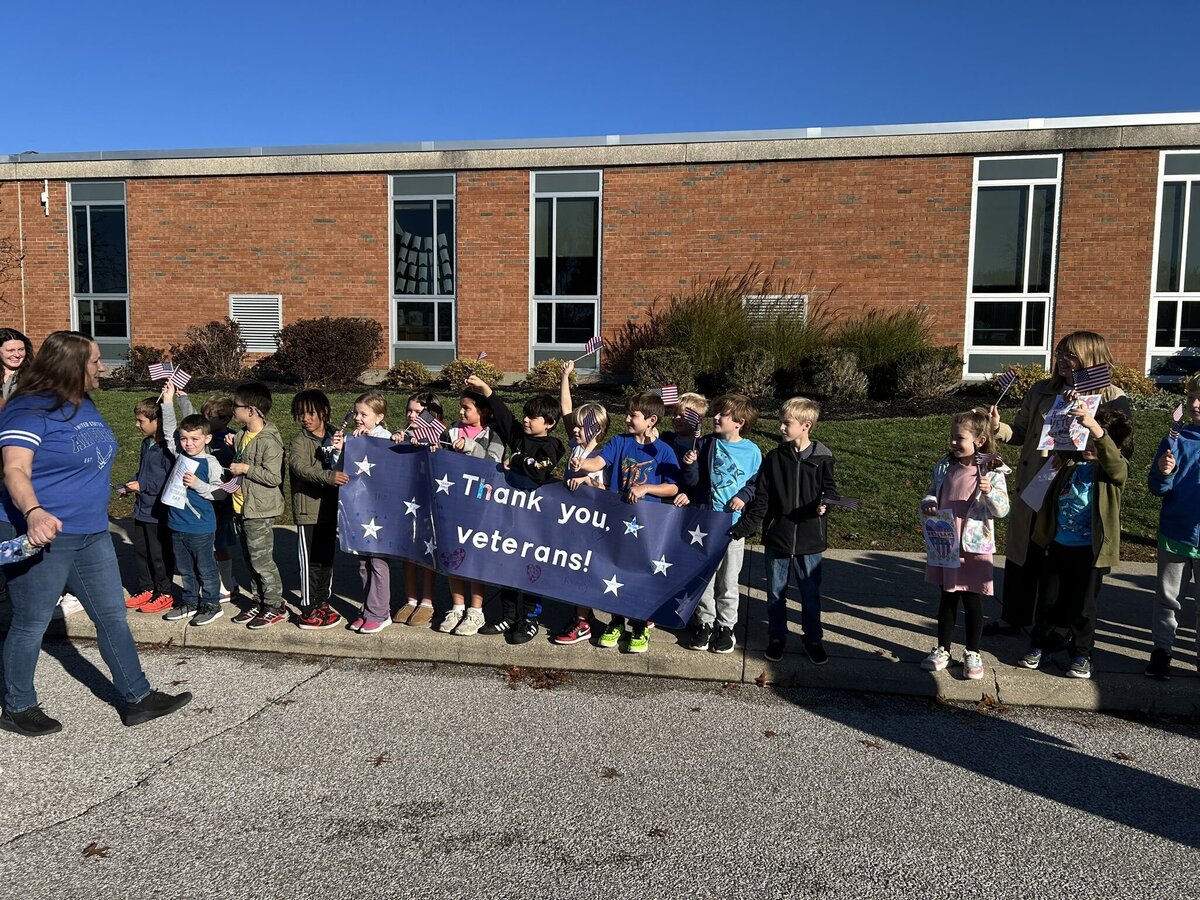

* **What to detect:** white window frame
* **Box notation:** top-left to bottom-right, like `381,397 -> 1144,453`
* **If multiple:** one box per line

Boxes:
963,154 -> 1063,379
1145,150 -> 1200,378
67,181 -> 131,362
389,173 -> 457,367
529,170 -> 602,369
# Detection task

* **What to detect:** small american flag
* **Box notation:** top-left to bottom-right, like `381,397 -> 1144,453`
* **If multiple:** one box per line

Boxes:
168,368 -> 192,390
218,476 -> 243,494
683,407 -> 702,438
975,452 -> 1004,468
822,495 -> 861,511
1169,404 -> 1184,442
995,368 -> 1018,403
583,335 -> 603,355
1072,362 -> 1111,393
581,408 -> 601,445
475,351 -> 488,361
658,384 -> 679,406
410,409 -> 446,446
149,361 -> 173,381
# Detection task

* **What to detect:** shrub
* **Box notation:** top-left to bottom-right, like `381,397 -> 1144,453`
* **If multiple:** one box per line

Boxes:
169,318 -> 247,380
523,359 -> 577,393
985,363 -> 1047,402
439,356 -> 504,390
726,346 -> 775,398
381,359 -> 433,390
889,346 -> 963,399
265,316 -> 383,387
835,307 -> 933,396
1109,364 -> 1158,399
808,348 -> 868,401
631,347 -> 696,397
108,344 -> 169,387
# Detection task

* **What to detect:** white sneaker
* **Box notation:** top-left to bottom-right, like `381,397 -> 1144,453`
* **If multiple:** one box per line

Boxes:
437,608 -> 465,634
453,608 -> 485,637
920,646 -> 950,671
964,650 -> 985,680
53,593 -> 85,618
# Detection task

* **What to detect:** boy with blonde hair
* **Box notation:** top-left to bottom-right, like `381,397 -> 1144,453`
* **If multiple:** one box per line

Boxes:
732,396 -> 837,663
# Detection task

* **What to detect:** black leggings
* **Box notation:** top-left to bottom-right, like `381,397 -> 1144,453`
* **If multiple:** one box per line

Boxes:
938,590 -> 983,652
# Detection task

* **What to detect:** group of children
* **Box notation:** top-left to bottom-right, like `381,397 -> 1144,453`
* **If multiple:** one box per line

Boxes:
120,365 -> 1200,680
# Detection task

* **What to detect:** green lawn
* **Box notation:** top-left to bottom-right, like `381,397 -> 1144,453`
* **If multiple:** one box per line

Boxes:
93,387 -> 1175,562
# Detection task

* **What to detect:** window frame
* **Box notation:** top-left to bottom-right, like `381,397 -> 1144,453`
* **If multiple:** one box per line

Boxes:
67,181 -> 131,362
963,154 -> 1063,379
389,172 -> 457,367
529,169 -> 603,369
1145,150 -> 1200,378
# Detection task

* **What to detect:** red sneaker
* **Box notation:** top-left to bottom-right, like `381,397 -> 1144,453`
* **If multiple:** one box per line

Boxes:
247,608 -> 288,630
552,618 -> 593,645
125,590 -> 154,610
138,594 -> 175,614
296,603 -> 343,630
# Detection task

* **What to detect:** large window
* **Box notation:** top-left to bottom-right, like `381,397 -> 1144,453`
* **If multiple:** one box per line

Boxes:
964,156 -> 1061,376
391,173 -> 456,366
69,181 -> 129,361
1148,152 -> 1200,377
531,170 -> 601,366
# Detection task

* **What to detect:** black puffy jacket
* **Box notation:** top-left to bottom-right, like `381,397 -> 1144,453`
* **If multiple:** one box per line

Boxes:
730,440 -> 837,556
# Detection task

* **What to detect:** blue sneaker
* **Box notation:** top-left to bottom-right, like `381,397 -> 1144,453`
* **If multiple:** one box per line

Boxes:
1018,648 -> 1042,669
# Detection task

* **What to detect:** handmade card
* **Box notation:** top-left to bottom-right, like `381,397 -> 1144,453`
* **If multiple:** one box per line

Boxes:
922,509 -> 960,568
1036,393 -> 1102,452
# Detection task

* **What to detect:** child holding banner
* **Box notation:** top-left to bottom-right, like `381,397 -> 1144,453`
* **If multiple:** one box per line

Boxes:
345,392 -> 398,633
1020,396 -> 1131,679
122,395 -> 177,614
1145,375 -> 1200,680
918,409 -> 1011,679
393,391 -> 443,628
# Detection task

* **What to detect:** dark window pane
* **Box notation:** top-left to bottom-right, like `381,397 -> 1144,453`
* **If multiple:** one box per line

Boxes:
535,172 -> 600,193
534,199 -> 553,296
394,200 -> 435,295
392,174 -> 454,196
396,301 -> 436,342
972,187 -> 1028,293
1024,301 -> 1045,346
73,207 -> 90,294
1165,154 -> 1200,177
1181,302 -> 1200,348
1028,186 -> 1056,294
1185,189 -> 1200,293
536,302 -> 553,344
978,158 -> 1059,181
972,302 -> 1022,346
1157,182 -> 1185,293
554,303 -> 594,344
88,206 -> 127,293
436,200 -> 454,296
437,301 -> 452,343
76,296 -> 92,335
91,297 -> 128,338
555,198 -> 598,296
1156,301 -> 1178,347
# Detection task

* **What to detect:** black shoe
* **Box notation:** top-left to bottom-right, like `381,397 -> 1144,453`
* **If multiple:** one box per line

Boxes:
981,620 -> 1023,637
765,639 -> 786,662
684,622 -> 713,651
804,642 -> 829,665
122,690 -> 193,727
507,617 -> 539,645
1145,648 -> 1172,681
479,618 -> 514,636
710,625 -> 736,654
0,705 -> 63,737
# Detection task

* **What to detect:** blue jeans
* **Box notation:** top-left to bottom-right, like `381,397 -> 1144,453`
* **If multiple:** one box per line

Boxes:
172,530 -> 220,611
3,531 -> 150,713
765,549 -> 824,645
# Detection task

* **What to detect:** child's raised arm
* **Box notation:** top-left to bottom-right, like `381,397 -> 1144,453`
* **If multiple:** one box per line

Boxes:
560,360 -> 575,418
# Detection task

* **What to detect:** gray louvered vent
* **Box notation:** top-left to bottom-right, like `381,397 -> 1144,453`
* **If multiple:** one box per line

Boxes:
229,295 -> 283,352
742,294 -> 808,323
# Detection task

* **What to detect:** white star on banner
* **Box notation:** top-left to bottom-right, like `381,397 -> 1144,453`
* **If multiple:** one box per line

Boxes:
688,525 -> 708,547
603,575 -> 624,596
651,555 -> 673,575
623,517 -> 644,537
404,498 -> 421,516
424,539 -> 436,556
435,475 -> 454,494
354,457 -> 375,476
361,518 -> 382,539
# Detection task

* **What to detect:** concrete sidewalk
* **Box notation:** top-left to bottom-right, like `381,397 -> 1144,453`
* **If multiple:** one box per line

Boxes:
9,520 -> 1200,715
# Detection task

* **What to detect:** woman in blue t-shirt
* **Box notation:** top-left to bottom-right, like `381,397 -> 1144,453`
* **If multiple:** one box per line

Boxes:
0,331 -> 192,737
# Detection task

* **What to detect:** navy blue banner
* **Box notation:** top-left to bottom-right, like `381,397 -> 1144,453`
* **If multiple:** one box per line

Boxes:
336,437 -> 732,628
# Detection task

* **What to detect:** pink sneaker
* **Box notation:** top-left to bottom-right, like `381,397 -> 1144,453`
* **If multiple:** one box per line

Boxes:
349,617 -> 366,632
359,619 -> 391,635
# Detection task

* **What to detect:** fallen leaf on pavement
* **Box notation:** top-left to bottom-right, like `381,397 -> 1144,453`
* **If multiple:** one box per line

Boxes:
690,707 -> 702,713
648,828 -> 667,837
859,739 -> 882,750
271,698 -> 295,706
83,843 -> 110,858
977,694 -> 1010,713
169,679 -> 189,687
754,672 -> 769,688
371,754 -> 392,767
764,730 -> 778,738
193,706 -> 214,714
1112,752 -> 1135,762
600,767 -> 623,779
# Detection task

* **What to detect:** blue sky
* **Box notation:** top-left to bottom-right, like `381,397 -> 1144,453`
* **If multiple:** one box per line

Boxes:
3,0 -> 1196,154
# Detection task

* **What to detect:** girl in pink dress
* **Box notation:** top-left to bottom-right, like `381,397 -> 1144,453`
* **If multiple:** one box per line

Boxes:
920,409 -> 1010,679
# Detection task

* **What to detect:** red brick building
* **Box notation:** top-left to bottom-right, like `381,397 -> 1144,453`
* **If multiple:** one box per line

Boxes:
2,113 -> 1199,379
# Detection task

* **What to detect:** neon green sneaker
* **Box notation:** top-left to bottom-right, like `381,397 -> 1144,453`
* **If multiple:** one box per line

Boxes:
598,623 -> 623,649
626,627 -> 650,654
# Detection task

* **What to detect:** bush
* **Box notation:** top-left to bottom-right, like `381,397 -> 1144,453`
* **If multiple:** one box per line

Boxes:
808,348 -> 868,401
264,316 -> 383,387
889,346 -> 963,399
725,346 -> 775,398
1109,364 -> 1158,399
523,359 -> 577,393
985,363 -> 1047,402
631,347 -> 696,397
108,344 -> 169,387
381,359 -> 433,390
835,307 -> 933,397
169,318 -> 247,380
439,356 -> 504,390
